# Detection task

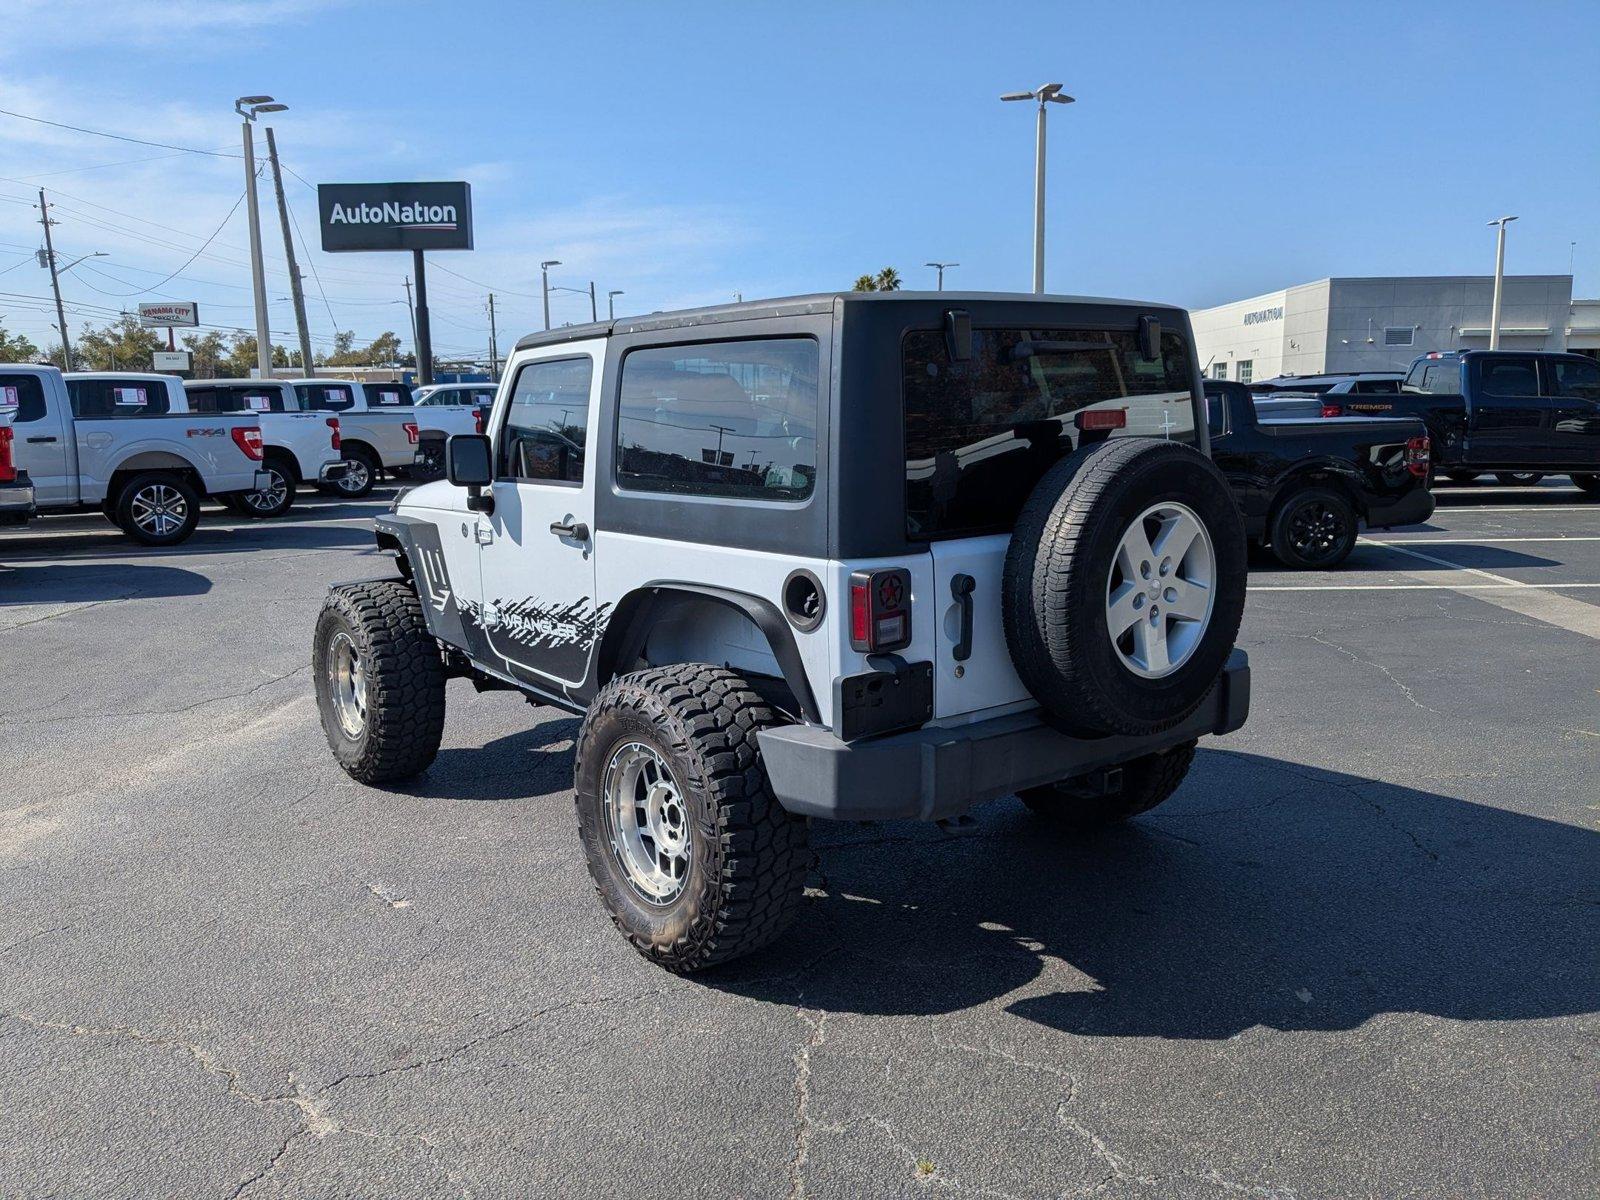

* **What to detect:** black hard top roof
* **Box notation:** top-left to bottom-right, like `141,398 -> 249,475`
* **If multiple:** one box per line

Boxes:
512,290 -> 1184,352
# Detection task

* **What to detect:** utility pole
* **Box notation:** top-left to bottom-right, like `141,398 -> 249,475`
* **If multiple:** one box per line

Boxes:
403,275 -> 418,362
235,97 -> 286,378
37,189 -> 71,370
1488,215 -> 1518,351
587,281 -> 597,322
1001,83 -> 1074,294
540,260 -> 561,330
264,126 -> 314,376
487,293 -> 499,379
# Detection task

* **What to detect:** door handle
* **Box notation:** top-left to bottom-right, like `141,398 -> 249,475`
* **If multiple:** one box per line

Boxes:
473,523 -> 494,545
950,573 -> 975,662
550,520 -> 590,541
26,436 -> 58,443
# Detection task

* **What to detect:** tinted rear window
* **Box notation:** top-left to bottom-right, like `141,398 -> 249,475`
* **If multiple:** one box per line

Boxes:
0,373 -> 47,423
903,327 -> 1196,539
67,378 -> 171,417
297,383 -> 355,411
187,385 -> 296,413
366,384 -> 411,407
1405,360 -> 1460,394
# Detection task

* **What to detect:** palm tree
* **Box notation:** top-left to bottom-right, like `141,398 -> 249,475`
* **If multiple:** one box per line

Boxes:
851,274 -> 878,292
874,267 -> 902,292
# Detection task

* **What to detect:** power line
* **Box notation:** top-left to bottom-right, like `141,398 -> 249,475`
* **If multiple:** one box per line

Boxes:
0,107 -> 242,158
72,191 -> 248,296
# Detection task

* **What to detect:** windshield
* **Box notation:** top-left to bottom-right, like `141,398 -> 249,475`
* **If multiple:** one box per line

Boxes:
903,326 -> 1197,539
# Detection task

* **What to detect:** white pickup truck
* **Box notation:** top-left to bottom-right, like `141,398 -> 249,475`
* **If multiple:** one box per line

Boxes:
1,366 -> 268,545
409,389 -> 493,480
290,379 -> 417,498
182,379 -> 349,517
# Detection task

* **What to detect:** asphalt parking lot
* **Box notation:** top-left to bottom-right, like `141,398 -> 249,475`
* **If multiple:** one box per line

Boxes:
2,481 -> 1596,1199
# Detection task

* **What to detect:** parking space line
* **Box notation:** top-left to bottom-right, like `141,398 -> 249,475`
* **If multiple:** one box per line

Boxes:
1349,538 -> 1600,640
1432,504 -> 1596,513
1252,582 -> 1600,591
1364,536 -> 1600,545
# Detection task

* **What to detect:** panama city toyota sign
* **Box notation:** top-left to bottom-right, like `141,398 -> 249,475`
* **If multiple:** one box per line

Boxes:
317,181 -> 473,252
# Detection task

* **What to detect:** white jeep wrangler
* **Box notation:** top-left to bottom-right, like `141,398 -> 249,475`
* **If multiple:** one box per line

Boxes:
312,293 -> 1251,972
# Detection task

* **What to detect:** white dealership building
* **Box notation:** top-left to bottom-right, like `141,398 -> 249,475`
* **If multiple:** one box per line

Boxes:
1191,274 -> 1595,384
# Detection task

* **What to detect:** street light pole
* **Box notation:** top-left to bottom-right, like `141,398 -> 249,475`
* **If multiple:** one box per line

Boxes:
236,96 -> 286,378
1487,216 -> 1518,351
608,290 -> 624,320
1001,83 -> 1074,294
925,261 -> 958,291
540,260 -> 561,330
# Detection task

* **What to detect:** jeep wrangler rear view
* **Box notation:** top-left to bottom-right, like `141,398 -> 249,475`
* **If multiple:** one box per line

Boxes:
313,292 -> 1251,971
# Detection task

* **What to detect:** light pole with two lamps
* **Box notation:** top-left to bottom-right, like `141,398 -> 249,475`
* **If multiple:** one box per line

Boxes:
1000,82 -> 1074,294
1487,215 -> 1518,350
925,261 -> 958,291
236,95 -> 287,378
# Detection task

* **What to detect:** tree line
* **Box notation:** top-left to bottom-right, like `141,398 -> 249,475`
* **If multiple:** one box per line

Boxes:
0,313 -> 411,375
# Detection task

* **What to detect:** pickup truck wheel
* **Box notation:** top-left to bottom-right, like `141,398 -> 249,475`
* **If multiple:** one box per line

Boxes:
328,448 -> 376,498
313,581 -> 446,783
115,472 -> 200,546
1269,487 -> 1357,569
573,663 -> 810,973
240,460 -> 296,518
1003,439 -> 1247,738
1019,740 -> 1196,827
1443,470 -> 1482,484
1494,471 -> 1544,487
1571,473 -> 1600,496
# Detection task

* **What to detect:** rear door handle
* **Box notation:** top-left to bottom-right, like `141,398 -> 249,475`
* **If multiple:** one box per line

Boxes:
550,520 -> 590,541
26,436 -> 57,443
951,573 -> 976,662
473,523 -> 494,545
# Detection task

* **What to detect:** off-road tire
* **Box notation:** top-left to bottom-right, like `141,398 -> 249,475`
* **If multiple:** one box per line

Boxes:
573,663 -> 810,973
114,471 -> 200,547
1003,438 -> 1247,738
1571,473 -> 1600,496
1019,739 -> 1197,827
1494,471 -> 1544,487
313,580 -> 446,783
1268,486 -> 1358,569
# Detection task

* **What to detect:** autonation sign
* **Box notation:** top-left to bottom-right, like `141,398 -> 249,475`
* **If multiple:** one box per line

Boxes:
1242,306 -> 1284,326
317,181 -> 473,252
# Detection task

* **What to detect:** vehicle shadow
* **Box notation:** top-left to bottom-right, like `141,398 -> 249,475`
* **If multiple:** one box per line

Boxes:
0,560 -> 212,606
707,750 -> 1599,1039
1347,543 -> 1562,569
1435,487 -> 1594,508
0,517 -> 379,561
398,717 -> 583,803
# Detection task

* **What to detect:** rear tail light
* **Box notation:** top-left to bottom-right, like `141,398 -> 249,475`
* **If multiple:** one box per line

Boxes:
1406,435 -> 1431,477
231,426 -> 264,461
474,407 -> 485,435
1320,403 -> 1343,418
326,417 -> 341,451
0,426 -> 14,484
1075,408 -> 1127,431
404,421 -> 419,445
848,568 -> 912,653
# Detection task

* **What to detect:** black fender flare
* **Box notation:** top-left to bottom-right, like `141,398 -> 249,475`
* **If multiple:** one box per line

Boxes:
1264,461 -> 1366,525
587,583 -> 821,725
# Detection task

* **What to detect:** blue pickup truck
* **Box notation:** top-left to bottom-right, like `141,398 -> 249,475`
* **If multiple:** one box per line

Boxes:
1339,350 -> 1600,493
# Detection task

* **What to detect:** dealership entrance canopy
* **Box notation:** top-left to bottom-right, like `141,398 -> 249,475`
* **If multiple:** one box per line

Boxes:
317,181 -> 473,385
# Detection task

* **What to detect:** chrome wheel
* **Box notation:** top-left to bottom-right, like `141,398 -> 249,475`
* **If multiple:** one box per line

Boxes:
243,466 -> 289,514
328,630 -> 368,739
603,741 -> 691,905
337,457 -> 371,494
1106,501 -> 1216,679
130,483 -> 189,539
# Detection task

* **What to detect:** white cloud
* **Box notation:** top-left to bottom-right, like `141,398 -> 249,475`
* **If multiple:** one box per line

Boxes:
0,0 -> 349,55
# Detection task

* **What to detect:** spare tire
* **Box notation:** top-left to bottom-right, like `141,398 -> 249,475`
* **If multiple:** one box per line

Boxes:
1003,438 -> 1246,738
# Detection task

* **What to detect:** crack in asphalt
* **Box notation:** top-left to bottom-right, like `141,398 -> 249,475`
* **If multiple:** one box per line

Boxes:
0,593 -> 138,632
28,665 -> 310,724
786,1008 -> 827,1200
1302,631 -> 1439,716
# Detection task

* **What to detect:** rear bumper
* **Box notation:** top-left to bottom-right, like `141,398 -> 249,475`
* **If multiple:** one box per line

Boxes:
1366,486 -> 1434,529
758,651 -> 1251,822
318,460 -> 351,484
0,477 -> 35,525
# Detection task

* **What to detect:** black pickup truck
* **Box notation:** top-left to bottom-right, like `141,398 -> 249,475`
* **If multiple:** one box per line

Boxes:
1335,350 -> 1600,492
1205,380 -> 1434,568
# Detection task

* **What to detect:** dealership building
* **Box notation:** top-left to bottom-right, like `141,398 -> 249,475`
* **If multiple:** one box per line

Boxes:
1190,275 -> 1598,384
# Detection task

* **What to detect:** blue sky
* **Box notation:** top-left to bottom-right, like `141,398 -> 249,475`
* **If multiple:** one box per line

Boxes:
0,0 -> 1596,362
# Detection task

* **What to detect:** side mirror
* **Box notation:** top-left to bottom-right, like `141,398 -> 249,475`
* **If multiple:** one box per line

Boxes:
1138,315 -> 1162,362
446,433 -> 494,512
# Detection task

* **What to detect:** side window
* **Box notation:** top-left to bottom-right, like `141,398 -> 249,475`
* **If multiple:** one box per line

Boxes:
497,357 -> 594,484
1553,358 -> 1600,402
298,384 -> 354,411
1205,392 -> 1226,435
185,386 -> 222,412
1480,358 -> 1539,397
616,337 -> 819,501
66,379 -> 170,417
0,374 -> 47,423
367,384 -> 410,407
